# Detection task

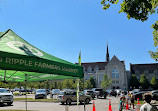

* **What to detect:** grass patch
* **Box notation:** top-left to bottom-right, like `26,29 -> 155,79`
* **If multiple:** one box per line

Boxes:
134,100 -> 144,105
14,98 -> 33,101
14,98 -> 59,102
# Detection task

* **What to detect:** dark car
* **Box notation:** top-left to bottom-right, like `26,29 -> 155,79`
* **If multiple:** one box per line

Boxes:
151,90 -> 158,100
84,90 -> 95,99
134,92 -> 145,101
92,88 -> 107,99
50,89 -> 60,98
35,89 -> 47,99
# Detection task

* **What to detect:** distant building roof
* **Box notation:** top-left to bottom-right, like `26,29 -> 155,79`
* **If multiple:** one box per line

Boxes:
130,63 -> 158,74
76,60 -> 125,71
81,62 -> 108,70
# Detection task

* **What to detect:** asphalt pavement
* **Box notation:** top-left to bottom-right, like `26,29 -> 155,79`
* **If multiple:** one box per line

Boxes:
0,95 -> 157,111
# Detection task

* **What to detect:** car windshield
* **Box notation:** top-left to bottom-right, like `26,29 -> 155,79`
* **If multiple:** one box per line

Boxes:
59,92 -> 64,95
0,89 -> 8,93
36,89 -> 46,92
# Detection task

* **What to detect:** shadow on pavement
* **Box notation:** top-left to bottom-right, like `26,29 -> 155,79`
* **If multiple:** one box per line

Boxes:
60,102 -> 92,106
0,103 -> 13,107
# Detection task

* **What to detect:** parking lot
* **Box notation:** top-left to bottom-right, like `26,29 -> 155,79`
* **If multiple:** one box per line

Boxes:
0,94 -> 158,111
0,95 -> 124,111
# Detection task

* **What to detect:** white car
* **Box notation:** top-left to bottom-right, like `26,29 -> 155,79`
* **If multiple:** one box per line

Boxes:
0,88 -> 13,105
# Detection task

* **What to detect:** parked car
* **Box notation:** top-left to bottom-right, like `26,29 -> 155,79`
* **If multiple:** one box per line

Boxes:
46,89 -> 50,95
35,89 -> 47,99
92,88 -> 107,99
58,91 -> 91,105
0,88 -> 13,105
83,90 -> 95,99
50,89 -> 60,98
151,90 -> 158,100
133,92 -> 145,101
132,89 -> 141,93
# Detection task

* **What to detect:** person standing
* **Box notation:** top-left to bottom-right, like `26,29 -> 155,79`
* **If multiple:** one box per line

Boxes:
130,92 -> 135,109
119,97 -> 123,111
140,93 -> 157,111
127,91 -> 131,108
120,91 -> 126,109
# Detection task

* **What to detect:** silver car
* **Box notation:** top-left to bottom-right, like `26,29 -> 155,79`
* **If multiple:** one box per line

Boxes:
35,89 -> 47,99
58,91 -> 91,105
50,89 -> 60,98
0,88 -> 13,105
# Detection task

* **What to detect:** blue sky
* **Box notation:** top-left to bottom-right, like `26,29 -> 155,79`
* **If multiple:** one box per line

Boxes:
0,0 -> 157,70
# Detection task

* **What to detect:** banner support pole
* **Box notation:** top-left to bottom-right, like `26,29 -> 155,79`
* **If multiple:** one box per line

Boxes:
25,74 -> 28,111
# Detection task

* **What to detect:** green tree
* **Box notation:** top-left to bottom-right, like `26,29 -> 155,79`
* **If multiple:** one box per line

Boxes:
85,79 -> 93,89
56,80 -> 63,89
34,82 -> 41,89
101,0 -> 158,60
151,76 -> 158,90
101,74 -> 111,89
89,77 -> 96,88
73,79 -> 85,91
140,74 -> 150,89
129,74 -> 140,89
28,82 -> 35,90
62,79 -> 74,89
45,80 -> 50,89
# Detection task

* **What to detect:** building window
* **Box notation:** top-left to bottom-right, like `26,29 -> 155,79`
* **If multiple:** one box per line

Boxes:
88,66 -> 92,73
112,80 -> 115,83
116,81 -> 119,84
94,66 -> 99,72
112,67 -> 119,78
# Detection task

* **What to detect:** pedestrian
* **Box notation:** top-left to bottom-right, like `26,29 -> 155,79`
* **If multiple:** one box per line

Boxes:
140,93 -> 157,111
127,91 -> 131,108
130,92 -> 135,109
119,97 -> 123,111
120,91 -> 126,108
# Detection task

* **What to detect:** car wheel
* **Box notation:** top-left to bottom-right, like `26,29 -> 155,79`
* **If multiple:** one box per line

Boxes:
104,96 -> 106,99
85,98 -> 90,104
61,102 -> 64,105
7,102 -> 13,106
66,99 -> 71,105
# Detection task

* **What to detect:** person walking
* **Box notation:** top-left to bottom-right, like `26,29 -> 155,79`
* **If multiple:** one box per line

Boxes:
130,92 -> 135,109
127,91 -> 131,108
119,97 -> 123,111
140,93 -> 157,111
120,91 -> 126,109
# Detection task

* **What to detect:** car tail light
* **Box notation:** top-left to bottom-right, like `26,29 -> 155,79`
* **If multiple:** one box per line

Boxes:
63,96 -> 64,99
86,93 -> 88,95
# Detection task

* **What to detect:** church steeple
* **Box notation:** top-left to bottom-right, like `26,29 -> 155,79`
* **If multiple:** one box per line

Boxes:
106,43 -> 110,62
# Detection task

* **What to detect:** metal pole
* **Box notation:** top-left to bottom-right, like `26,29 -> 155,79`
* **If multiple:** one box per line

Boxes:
83,76 -> 86,111
25,74 -> 27,111
4,70 -> 6,82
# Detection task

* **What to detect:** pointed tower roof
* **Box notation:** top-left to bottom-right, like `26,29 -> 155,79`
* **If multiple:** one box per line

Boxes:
106,43 -> 110,62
